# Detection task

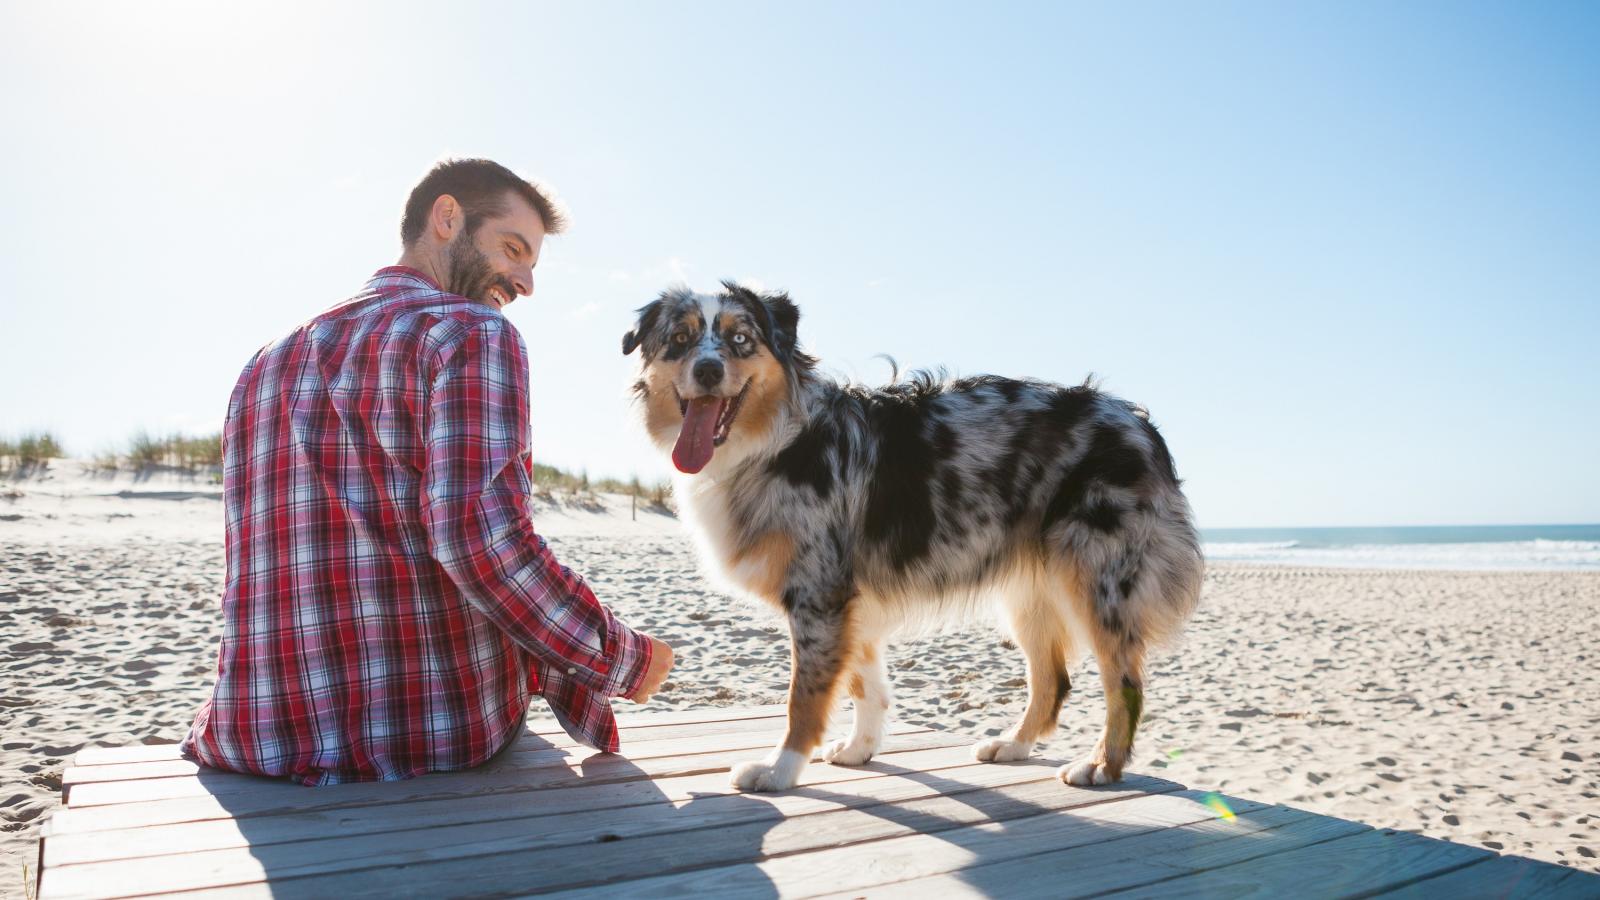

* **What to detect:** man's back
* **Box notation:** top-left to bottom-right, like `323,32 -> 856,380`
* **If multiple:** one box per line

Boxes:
183,267 -> 651,785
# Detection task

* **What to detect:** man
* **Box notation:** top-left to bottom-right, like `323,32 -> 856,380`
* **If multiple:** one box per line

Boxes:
182,158 -> 673,785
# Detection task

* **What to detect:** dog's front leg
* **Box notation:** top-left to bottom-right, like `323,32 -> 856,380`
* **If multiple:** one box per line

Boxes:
826,642 -> 889,766
731,587 -> 852,792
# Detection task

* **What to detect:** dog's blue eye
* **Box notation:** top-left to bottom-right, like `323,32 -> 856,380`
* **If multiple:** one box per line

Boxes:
732,334 -> 748,345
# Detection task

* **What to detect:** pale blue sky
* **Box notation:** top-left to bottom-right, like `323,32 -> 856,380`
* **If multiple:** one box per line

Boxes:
2,2 -> 1595,527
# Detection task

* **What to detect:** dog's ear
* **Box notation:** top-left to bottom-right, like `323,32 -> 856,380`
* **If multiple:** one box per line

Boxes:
760,291 -> 800,364
622,299 -> 664,356
723,280 -> 800,364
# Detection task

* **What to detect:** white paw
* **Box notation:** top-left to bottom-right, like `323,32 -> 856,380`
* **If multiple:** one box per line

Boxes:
824,735 -> 878,766
1059,756 -> 1116,786
730,756 -> 800,792
971,737 -> 1033,762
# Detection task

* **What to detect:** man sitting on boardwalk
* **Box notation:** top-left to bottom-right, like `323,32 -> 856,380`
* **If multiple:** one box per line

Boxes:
181,158 -> 673,785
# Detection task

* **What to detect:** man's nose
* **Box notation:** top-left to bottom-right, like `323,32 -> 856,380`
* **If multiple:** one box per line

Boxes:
692,358 -> 724,390
512,268 -> 532,296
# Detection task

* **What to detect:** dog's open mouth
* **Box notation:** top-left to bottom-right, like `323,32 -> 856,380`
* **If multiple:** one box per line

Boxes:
672,379 -> 751,474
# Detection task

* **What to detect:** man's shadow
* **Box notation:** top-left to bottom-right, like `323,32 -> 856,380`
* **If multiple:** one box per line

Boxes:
133,725 -> 686,896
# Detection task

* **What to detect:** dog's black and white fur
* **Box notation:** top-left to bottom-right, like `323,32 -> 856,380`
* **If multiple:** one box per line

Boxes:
624,282 -> 1202,792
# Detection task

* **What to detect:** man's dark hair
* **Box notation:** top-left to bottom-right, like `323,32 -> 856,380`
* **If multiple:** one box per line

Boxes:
400,158 -> 567,245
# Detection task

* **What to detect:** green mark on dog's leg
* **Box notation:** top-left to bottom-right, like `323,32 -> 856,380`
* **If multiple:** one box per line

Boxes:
1120,676 -> 1143,741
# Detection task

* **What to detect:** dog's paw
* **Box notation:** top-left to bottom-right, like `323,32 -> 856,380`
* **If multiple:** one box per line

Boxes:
730,757 -> 800,792
1059,755 -> 1118,786
971,737 -> 1033,762
824,735 -> 878,766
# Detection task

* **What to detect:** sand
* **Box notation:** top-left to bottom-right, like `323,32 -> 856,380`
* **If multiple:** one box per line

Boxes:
3,461 -> 1597,895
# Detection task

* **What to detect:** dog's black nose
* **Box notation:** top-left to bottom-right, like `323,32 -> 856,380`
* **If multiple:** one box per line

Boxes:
693,359 -> 724,390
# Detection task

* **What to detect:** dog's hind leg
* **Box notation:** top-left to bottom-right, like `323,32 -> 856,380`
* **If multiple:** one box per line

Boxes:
1060,567 -> 1147,786
974,596 -> 1071,763
731,584 -> 854,792
1061,635 -> 1145,786
825,640 -> 890,766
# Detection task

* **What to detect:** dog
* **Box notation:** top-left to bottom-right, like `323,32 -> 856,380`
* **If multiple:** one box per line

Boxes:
623,282 -> 1202,792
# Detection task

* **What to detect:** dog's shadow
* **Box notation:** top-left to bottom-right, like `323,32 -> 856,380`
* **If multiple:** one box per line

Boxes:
575,750 -> 1175,898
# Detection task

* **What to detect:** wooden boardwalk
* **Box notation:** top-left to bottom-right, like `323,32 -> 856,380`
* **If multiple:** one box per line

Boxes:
36,704 -> 1599,898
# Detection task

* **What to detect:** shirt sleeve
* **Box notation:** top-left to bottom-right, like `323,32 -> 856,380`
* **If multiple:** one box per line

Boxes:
419,319 -> 653,701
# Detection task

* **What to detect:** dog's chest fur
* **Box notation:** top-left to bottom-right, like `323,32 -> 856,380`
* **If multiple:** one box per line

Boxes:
676,476 -> 794,610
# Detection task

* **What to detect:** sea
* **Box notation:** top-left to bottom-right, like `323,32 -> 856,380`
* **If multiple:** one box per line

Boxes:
1199,524 -> 1600,571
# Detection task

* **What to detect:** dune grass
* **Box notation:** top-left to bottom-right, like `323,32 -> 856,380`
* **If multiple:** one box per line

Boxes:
0,431 -> 64,474
124,430 -> 222,470
531,462 -> 674,513
0,429 -> 223,476
1,428 -> 673,510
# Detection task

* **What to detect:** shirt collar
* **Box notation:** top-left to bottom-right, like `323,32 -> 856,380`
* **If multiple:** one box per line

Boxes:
370,265 -> 442,292
366,266 -> 505,315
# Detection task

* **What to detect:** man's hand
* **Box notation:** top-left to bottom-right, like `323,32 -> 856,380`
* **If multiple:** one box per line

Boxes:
628,636 -> 675,703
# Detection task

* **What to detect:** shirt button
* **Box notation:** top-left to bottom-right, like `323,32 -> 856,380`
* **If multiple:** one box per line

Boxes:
567,667 -> 576,675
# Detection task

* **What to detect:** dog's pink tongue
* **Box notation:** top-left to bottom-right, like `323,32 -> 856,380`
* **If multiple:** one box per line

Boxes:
673,397 -> 724,474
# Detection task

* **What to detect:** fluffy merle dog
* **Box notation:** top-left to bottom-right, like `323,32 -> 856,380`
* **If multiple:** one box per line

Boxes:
624,282 -> 1202,792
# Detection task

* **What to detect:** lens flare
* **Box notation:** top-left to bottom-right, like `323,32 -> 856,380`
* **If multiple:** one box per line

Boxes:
1202,792 -> 1236,820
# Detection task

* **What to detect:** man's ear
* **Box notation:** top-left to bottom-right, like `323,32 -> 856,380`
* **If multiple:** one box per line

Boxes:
430,194 -> 462,242
622,299 -> 664,356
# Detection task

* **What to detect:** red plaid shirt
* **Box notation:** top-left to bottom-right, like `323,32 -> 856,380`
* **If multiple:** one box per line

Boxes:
182,267 -> 652,786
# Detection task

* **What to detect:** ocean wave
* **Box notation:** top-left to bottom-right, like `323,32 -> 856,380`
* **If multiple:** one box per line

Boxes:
1202,539 -> 1600,571
1204,540 -> 1300,553
1528,538 -> 1600,551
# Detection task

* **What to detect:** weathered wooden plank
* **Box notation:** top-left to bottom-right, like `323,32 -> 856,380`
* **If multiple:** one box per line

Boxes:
42,730 -> 971,837
44,739 -> 1031,866
68,743 -> 193,768
65,712 -> 803,789
1101,827 -> 1497,898
809,803 -> 1371,899
537,788 -> 1267,900
61,718 -> 927,808
528,702 -> 788,733
96,775 -> 1191,898
40,757 -> 1143,897
62,709 -> 800,787
1374,854 -> 1600,899
67,703 -> 790,770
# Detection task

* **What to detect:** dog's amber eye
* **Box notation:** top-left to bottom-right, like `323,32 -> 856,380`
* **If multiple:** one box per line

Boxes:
672,332 -> 690,345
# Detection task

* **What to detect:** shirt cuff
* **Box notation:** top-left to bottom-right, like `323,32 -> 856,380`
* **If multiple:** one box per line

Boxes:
597,614 -> 654,700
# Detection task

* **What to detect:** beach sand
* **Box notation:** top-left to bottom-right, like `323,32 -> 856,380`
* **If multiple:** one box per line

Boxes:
3,462 -> 1597,893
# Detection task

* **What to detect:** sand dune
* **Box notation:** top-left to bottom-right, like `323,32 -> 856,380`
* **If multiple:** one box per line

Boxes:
2,461 -> 1596,893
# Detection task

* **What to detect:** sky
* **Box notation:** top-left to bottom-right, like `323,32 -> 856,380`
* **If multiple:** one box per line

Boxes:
1,1 -> 1596,528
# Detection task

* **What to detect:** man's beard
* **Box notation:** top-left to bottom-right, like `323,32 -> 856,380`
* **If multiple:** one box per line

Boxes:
444,231 -> 515,306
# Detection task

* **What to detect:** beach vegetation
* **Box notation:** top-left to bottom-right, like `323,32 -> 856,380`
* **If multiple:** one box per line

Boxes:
0,431 -> 65,474
124,430 -> 223,472
0,427 -> 669,507
530,462 -> 674,513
